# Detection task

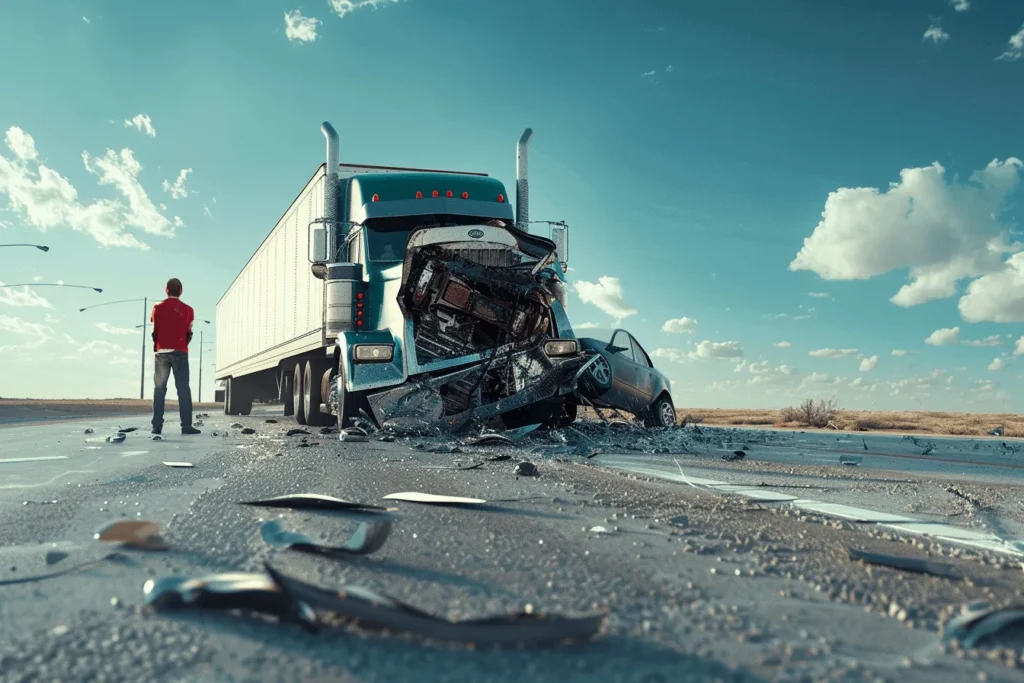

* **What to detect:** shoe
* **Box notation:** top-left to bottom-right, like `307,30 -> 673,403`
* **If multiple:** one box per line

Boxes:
151,427 -> 162,435
181,426 -> 201,435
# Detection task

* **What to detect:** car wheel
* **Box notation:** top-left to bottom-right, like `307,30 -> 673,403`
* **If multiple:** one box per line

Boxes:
584,353 -> 613,392
645,394 -> 677,428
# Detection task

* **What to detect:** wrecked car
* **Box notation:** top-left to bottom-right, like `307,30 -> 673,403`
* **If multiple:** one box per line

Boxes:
216,122 -> 589,432
574,328 -> 677,427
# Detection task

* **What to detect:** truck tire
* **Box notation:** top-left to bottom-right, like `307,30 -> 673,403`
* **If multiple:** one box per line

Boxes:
224,377 -> 253,416
334,357 -> 360,431
292,362 -> 306,425
303,359 -> 333,426
282,372 -> 294,417
223,379 -> 232,415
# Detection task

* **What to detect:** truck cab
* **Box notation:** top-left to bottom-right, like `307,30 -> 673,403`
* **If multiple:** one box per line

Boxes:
297,124 -> 584,433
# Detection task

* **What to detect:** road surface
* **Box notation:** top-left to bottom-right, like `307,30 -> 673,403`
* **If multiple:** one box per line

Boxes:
1,410 -> 1022,682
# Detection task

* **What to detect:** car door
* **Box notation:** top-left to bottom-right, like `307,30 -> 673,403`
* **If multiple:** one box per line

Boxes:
628,333 -> 656,401
605,330 -> 642,409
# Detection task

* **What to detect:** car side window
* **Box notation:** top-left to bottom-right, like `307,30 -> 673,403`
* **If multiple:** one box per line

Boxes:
610,331 -> 636,362
629,334 -> 652,368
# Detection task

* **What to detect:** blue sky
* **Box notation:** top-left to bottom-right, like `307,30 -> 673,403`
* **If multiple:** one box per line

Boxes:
1,0 -> 1023,411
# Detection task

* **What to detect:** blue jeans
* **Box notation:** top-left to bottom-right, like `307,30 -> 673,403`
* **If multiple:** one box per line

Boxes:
153,351 -> 193,430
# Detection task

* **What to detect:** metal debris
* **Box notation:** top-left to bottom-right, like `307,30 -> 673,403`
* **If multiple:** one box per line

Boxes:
95,520 -> 169,551
266,419 -> 278,424
668,515 -> 689,528
989,426 -> 1003,437
588,526 -> 612,534
487,454 -> 513,462
848,547 -> 959,579
502,423 -> 543,441
117,426 -> 139,433
340,427 -> 369,443
163,461 -> 193,468
83,428 -> 94,434
286,429 -> 311,437
240,427 -> 257,435
240,493 -> 386,512
514,461 -> 539,477
260,518 -> 392,557
210,430 -> 229,437
465,433 -> 516,447
839,454 -> 862,466
45,551 -> 68,565
264,563 -> 606,645
382,492 -> 486,505
144,572 -> 317,632
942,604 -> 1024,649
230,423 -> 244,428
722,450 -> 746,462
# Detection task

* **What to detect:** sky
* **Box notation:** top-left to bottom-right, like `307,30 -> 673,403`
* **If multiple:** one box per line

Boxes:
1,0 -> 1023,412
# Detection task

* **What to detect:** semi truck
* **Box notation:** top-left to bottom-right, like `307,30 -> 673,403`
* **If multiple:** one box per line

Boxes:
215,122 -> 590,431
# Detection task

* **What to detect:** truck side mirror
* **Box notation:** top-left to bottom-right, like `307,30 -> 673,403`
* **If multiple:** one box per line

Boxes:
308,221 -> 329,264
550,223 -> 569,270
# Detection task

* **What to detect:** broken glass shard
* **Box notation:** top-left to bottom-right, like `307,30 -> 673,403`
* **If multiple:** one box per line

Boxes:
382,492 -> 486,505
95,520 -> 169,551
260,518 -> 391,556
240,493 -> 386,512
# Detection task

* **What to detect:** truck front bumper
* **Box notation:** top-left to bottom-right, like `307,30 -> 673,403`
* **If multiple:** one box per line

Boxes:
362,347 -> 595,433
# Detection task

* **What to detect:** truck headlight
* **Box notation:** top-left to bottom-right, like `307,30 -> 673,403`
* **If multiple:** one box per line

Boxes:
353,344 -> 394,362
544,339 -> 578,357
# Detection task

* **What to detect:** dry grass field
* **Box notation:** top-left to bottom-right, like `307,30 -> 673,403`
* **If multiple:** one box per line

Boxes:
673,407 -> 1023,438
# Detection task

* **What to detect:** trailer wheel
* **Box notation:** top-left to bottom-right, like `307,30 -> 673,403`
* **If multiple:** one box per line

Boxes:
282,372 -> 294,417
223,379 -> 232,415
303,359 -> 333,427
292,363 -> 306,425
224,377 -> 252,416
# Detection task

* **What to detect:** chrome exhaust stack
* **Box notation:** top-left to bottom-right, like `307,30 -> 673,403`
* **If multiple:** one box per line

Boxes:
515,128 -> 533,232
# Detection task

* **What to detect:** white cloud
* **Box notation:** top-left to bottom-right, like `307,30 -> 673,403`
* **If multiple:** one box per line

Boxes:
641,70 -> 656,78
284,10 -> 320,42
958,252 -> 1024,322
0,127 -> 179,249
0,313 -> 52,352
82,15 -> 91,23
808,292 -> 831,298
961,335 -> 1003,347
95,321 -> 137,335
661,316 -> 697,334
748,361 -> 769,374
773,341 -> 792,348
1014,336 -> 1024,355
808,347 -> 858,358
573,276 -> 637,320
891,349 -> 909,356
949,0 -> 969,11
0,282 -> 52,309
789,157 -> 1023,310
749,364 -> 799,385
923,23 -> 950,44
162,168 -> 191,200
664,65 -> 674,73
328,0 -> 400,19
997,24 -> 1024,62
203,205 -> 212,217
859,354 -> 879,372
123,114 -> 156,137
989,357 -> 1006,371
733,360 -> 747,373
652,347 -> 688,364
575,322 -> 599,330
64,340 -> 136,365
691,340 -> 744,361
799,371 -> 833,386
925,326 -> 960,345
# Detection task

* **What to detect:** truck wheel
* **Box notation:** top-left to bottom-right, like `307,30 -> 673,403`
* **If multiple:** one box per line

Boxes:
292,362 -> 306,425
282,372 -> 294,417
225,377 -> 252,416
644,394 -> 677,428
223,379 -> 232,415
334,358 -> 360,431
303,359 -> 333,427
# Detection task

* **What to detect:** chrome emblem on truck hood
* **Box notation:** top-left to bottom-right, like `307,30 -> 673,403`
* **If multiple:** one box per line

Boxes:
467,229 -> 484,238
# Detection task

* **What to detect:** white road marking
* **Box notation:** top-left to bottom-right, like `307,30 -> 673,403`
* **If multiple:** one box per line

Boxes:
0,457 -> 104,489
120,451 -> 149,457
602,457 -> 1024,557
0,456 -> 69,464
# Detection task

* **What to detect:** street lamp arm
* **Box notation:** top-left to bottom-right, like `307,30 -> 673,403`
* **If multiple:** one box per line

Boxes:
79,297 -> 147,313
0,283 -> 101,292
0,244 -> 49,251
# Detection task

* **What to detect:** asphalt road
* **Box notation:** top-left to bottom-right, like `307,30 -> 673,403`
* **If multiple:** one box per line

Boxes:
1,409 -> 1023,682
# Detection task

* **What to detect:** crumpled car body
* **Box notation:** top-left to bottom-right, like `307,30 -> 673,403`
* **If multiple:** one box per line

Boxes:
575,328 -> 676,427
334,219 -> 590,432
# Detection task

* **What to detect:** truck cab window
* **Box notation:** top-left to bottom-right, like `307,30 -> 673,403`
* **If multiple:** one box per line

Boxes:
346,229 -> 364,264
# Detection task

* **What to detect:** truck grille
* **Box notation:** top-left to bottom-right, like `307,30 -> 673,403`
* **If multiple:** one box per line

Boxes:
447,247 -> 521,268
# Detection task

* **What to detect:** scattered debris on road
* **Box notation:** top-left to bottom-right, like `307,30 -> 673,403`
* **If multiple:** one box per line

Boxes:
144,572 -> 318,632
942,603 -> 1024,650
240,493 -> 386,512
848,547 -> 959,579
95,520 -> 169,551
44,551 -> 68,565
839,454 -> 862,466
340,427 -> 369,443
722,450 -> 745,462
260,518 -> 391,557
465,433 -> 515,447
83,428 -> 94,434
240,427 -> 256,435
286,429 -> 310,437
163,461 -> 194,468
0,553 -> 127,587
514,461 -> 539,477
230,423 -> 244,428
117,426 -> 138,433
383,492 -> 486,506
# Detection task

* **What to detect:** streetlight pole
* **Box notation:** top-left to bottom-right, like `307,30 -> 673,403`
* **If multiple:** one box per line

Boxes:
0,244 -> 49,251
0,283 -> 102,292
81,298 -> 153,400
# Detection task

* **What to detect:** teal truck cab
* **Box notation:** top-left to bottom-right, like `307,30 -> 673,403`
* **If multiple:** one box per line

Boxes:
301,123 -> 590,433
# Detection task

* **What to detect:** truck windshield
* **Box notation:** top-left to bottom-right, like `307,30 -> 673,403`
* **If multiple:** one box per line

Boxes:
364,215 -> 509,262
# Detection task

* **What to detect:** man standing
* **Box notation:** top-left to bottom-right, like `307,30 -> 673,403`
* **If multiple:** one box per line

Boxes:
151,278 -> 201,435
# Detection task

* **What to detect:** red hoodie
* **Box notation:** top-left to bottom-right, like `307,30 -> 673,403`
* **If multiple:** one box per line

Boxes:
151,297 -> 194,352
